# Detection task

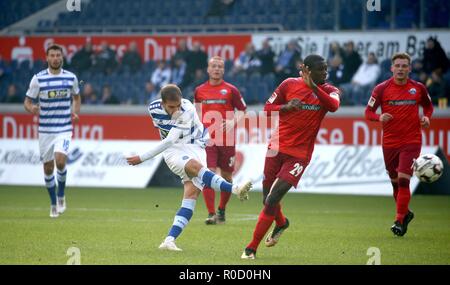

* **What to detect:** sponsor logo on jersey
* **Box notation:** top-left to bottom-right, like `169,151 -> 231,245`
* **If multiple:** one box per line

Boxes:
203,99 -> 227,104
48,89 -> 69,98
220,89 -> 228,95
409,88 -> 417,95
388,100 -> 416,106
300,104 -> 321,111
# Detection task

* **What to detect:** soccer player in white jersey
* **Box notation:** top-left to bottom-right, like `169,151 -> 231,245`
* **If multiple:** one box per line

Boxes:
23,44 -> 81,218
126,84 -> 252,251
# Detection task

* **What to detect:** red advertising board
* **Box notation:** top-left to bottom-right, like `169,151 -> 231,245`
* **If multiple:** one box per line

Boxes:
2,113 -> 449,161
0,35 -> 251,62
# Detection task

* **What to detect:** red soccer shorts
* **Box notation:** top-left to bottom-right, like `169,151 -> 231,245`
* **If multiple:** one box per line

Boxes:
206,145 -> 236,172
382,144 -> 421,178
262,149 -> 308,190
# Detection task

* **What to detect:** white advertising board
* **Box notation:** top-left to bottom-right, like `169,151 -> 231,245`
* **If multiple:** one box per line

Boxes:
253,30 -> 450,61
233,144 -> 437,196
0,139 -> 162,188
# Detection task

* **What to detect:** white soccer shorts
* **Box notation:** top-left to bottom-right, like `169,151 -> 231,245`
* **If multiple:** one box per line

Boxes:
163,143 -> 207,190
39,133 -> 72,163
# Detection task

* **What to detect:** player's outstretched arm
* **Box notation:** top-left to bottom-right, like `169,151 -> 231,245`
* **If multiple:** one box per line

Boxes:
126,127 -> 184,166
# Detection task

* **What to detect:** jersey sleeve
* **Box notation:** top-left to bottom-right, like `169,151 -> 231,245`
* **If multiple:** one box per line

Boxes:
25,75 -> 40,99
364,83 -> 383,122
230,85 -> 247,111
418,83 -> 434,119
264,79 -> 289,112
316,84 -> 340,112
72,76 -> 80,96
193,86 -> 200,103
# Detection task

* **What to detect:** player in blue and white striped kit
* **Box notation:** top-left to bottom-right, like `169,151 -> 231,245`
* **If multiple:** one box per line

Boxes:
24,44 -> 81,218
126,84 -> 252,251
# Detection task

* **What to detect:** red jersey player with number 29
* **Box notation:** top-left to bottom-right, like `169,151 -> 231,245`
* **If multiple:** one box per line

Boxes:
241,55 -> 341,259
365,52 -> 433,237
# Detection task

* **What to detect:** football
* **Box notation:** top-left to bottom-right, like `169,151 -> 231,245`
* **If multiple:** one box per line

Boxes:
413,154 -> 444,183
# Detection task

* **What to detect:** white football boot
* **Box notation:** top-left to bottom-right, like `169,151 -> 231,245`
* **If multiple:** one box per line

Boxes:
57,196 -> 66,214
50,205 -> 59,218
232,181 -> 253,201
159,240 -> 182,251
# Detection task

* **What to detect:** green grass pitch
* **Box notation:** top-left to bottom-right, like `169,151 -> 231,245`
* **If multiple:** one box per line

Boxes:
0,185 -> 449,265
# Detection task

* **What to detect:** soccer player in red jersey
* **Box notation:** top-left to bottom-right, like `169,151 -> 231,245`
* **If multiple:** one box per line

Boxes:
365,52 -> 433,237
241,55 -> 340,259
194,56 -> 247,225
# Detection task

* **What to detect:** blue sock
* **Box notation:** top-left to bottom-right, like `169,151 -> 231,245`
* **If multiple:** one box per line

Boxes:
45,174 -> 57,205
198,167 -> 233,193
167,199 -> 196,240
57,167 -> 67,198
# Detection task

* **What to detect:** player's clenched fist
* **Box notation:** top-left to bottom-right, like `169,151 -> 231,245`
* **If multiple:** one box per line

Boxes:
281,98 -> 302,112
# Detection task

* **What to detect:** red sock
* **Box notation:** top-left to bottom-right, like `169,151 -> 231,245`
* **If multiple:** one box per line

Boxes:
202,187 -> 216,215
218,191 -> 232,211
246,204 -> 278,251
391,181 -> 399,201
274,205 -> 286,227
396,178 -> 411,222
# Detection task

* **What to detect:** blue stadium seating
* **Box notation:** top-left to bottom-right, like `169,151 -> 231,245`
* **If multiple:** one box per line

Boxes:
1,0 -> 449,32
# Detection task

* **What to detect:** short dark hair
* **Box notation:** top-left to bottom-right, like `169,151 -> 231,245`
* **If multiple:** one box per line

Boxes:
161,84 -> 182,102
391,52 -> 411,65
303,54 -> 325,70
46,44 -> 63,55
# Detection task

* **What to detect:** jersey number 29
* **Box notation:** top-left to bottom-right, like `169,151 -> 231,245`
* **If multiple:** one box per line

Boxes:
289,163 -> 304,177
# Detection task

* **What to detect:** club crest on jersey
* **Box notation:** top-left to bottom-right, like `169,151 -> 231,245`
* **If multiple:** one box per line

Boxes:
220,89 -> 228,95
409,88 -> 417,95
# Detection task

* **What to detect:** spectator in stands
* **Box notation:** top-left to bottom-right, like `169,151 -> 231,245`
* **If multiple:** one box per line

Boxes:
100,84 -> 120,105
94,41 -> 118,75
256,38 -> 275,76
232,42 -> 261,76
145,82 -> 160,103
0,54 -> 12,82
171,55 -> 188,88
275,39 -> 301,84
121,41 -> 142,74
327,43 -> 345,86
327,42 -> 344,64
151,60 -> 171,91
341,41 -> 362,84
410,59 -> 428,84
81,83 -> 99,105
426,70 -> 449,106
173,39 -> 191,64
206,0 -> 235,17
1,84 -> 22,103
189,41 -> 208,81
340,52 -> 381,105
423,37 -> 449,75
172,39 -> 193,84
71,42 -> 94,74
11,36 -> 33,69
